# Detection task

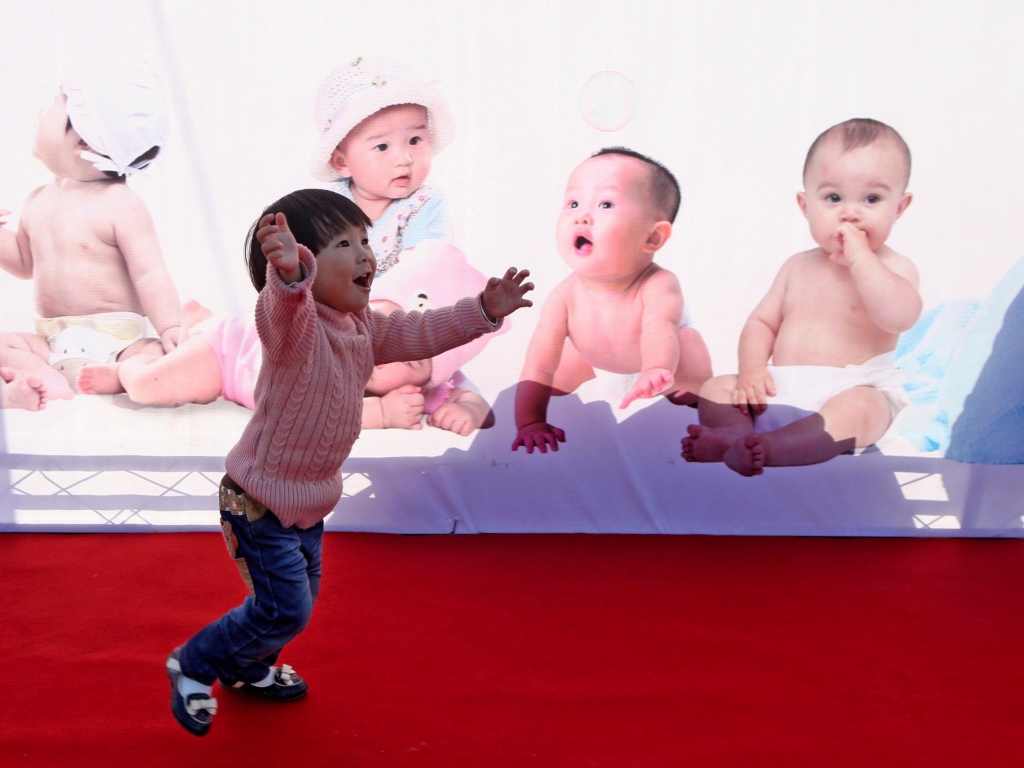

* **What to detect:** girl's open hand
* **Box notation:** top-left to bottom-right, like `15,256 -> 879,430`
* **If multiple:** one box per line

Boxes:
482,268 -> 534,321
258,212 -> 301,282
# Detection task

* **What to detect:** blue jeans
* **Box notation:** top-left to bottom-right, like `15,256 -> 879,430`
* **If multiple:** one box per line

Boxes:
180,476 -> 324,685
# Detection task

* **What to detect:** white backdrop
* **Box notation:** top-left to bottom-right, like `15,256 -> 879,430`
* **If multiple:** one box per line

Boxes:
2,1 -> 1023,533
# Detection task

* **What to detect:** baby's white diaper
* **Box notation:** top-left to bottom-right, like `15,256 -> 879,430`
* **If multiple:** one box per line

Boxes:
680,304 -> 694,329
576,368 -> 640,406
575,307 -> 696,412
574,310 -> 697,414
754,352 -> 909,436
36,312 -> 148,386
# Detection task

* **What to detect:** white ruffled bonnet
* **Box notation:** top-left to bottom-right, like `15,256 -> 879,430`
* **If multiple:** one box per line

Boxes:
62,68 -> 167,177
309,57 -> 455,183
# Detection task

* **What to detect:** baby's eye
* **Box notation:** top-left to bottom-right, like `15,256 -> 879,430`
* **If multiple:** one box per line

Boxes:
599,201 -> 613,209
826,193 -> 841,203
338,240 -> 350,248
373,143 -> 388,152
362,238 -> 370,246
568,201 -> 578,209
865,195 -> 880,204
409,136 -> 422,145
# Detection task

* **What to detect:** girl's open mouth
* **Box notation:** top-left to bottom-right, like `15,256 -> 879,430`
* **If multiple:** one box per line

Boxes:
353,274 -> 372,288
574,235 -> 593,255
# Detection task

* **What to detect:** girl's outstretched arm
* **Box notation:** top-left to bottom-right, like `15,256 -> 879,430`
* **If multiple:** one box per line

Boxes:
254,215 -> 318,364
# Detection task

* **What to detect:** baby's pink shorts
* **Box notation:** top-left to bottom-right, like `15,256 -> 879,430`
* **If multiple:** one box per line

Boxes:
192,316 -> 261,410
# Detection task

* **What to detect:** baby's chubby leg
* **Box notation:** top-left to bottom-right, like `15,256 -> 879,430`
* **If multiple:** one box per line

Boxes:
119,337 -> 166,362
79,336 -> 223,405
681,374 -> 754,462
665,327 -> 713,406
78,336 -> 169,394
0,371 -> 47,411
0,332 -> 74,400
551,337 -> 596,395
726,386 -> 891,474
80,300 -> 219,397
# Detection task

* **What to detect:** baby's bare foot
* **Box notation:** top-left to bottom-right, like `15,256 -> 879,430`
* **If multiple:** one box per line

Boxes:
0,375 -> 47,411
0,366 -> 73,403
77,364 -> 125,395
681,423 -> 735,462
724,433 -> 766,477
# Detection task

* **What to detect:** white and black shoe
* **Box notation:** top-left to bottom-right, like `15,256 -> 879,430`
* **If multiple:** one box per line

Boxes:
166,648 -> 217,736
219,664 -> 307,702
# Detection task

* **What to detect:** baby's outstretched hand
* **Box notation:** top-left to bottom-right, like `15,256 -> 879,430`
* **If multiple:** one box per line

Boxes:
257,212 -> 301,282
831,224 -> 873,267
620,368 -> 674,409
482,268 -> 534,321
733,368 -> 776,416
512,421 -> 566,454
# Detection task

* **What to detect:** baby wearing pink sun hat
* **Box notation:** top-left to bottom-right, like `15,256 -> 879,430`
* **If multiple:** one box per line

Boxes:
310,57 -> 456,274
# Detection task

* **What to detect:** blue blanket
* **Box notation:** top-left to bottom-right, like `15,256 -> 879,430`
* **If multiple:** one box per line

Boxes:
896,257 -> 1024,462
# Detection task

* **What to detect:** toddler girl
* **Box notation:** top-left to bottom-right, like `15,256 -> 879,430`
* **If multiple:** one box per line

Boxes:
308,56 -> 456,273
165,188 -> 532,736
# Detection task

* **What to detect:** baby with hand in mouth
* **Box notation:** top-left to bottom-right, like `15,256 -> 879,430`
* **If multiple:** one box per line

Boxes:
682,118 -> 920,476
513,147 -> 712,454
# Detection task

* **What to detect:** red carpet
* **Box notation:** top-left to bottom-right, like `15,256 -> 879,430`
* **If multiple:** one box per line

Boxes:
1,533 -> 1023,767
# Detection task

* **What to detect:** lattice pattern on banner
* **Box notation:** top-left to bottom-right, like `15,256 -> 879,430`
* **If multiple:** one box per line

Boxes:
8,469 -> 222,498
2,464 -> 373,528
894,471 -> 960,529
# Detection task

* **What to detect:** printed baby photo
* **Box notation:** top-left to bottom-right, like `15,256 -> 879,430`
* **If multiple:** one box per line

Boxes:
2,2 -> 1023,538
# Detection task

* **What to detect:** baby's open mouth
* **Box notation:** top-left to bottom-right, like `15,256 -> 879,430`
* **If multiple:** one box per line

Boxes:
353,274 -> 372,288
575,235 -> 593,251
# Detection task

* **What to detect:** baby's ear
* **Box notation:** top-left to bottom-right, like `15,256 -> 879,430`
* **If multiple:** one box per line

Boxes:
644,221 -> 672,252
796,191 -> 808,217
896,192 -> 913,218
329,146 -> 351,177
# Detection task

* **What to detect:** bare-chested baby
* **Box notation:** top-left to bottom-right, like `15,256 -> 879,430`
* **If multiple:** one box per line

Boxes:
682,118 -> 921,475
513,148 -> 713,453
0,75 -> 179,410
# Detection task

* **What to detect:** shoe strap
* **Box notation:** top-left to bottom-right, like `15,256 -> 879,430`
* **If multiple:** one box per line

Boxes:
185,695 -> 218,716
277,664 -> 299,685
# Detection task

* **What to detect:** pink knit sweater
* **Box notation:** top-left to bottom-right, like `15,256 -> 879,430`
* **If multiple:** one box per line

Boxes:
224,245 -> 499,529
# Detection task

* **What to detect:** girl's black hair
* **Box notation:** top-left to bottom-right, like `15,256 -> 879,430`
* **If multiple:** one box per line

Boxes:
244,189 -> 373,292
